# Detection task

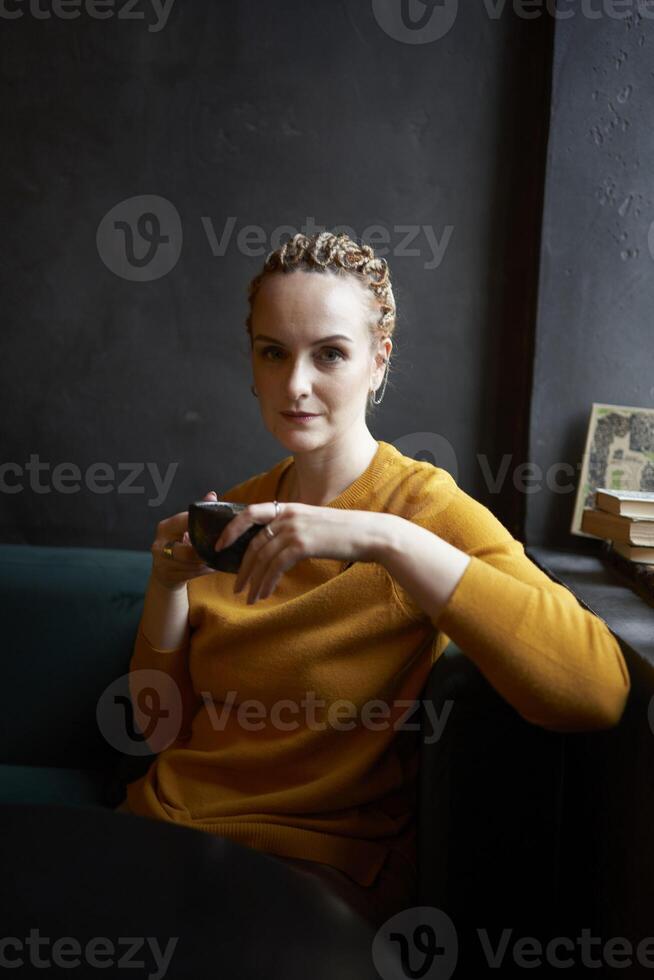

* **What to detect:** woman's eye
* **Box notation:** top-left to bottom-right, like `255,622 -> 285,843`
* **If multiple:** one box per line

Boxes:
321,348 -> 345,362
261,347 -> 344,363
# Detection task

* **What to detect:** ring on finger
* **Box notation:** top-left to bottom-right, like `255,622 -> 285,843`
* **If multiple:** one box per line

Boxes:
264,500 -> 282,541
163,540 -> 180,560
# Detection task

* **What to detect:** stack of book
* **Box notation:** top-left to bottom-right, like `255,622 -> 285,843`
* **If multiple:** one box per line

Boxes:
581,489 -> 654,564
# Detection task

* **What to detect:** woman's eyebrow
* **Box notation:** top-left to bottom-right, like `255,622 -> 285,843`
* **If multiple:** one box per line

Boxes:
253,334 -> 354,345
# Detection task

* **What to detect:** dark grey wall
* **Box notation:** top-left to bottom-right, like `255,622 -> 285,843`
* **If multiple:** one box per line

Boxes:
0,2 -> 552,551
526,11 -> 654,549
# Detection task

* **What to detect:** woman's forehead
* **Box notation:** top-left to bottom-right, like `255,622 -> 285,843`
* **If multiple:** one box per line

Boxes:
254,270 -> 371,327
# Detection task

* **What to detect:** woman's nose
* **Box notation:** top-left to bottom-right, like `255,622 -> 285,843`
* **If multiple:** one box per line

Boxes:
283,360 -> 314,397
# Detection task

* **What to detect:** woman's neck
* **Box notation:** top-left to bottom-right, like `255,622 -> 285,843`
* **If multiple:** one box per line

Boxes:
280,436 -> 379,507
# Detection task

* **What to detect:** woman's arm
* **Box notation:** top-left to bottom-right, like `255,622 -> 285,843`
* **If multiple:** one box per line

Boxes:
129,575 -> 199,747
141,574 -> 191,651
128,487 -> 229,747
375,514 -> 631,733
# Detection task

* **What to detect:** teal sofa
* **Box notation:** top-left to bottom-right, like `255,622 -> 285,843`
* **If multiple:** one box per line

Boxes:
0,544 -> 155,808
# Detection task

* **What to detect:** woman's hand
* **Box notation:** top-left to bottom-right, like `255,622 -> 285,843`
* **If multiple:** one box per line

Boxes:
150,490 -> 221,591
214,502 -> 394,605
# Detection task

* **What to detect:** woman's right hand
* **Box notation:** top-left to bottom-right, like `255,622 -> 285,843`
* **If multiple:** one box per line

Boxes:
150,490 -> 220,591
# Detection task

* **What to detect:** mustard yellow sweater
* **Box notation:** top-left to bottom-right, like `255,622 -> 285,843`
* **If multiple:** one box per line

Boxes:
126,440 -> 630,886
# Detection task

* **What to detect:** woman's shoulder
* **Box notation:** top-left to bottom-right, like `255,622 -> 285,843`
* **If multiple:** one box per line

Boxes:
383,444 -> 458,515
389,450 -> 520,555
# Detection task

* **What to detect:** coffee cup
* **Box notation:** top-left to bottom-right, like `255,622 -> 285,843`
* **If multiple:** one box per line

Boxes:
188,501 -> 262,574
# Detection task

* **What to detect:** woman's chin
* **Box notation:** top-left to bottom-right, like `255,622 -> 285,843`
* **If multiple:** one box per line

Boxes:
272,421 -> 327,448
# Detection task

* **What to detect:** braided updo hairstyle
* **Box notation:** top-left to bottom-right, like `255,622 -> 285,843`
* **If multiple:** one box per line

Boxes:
245,231 -> 397,413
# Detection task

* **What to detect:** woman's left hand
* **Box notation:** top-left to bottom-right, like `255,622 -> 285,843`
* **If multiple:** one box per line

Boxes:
213,502 -> 394,605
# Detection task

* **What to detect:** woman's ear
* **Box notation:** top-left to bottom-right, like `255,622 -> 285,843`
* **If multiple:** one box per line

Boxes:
377,337 -> 392,369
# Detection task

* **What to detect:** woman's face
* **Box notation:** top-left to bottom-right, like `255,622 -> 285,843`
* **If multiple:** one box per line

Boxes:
250,269 -> 389,450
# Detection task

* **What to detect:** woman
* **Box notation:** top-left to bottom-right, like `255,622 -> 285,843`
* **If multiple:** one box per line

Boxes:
116,231 -> 631,930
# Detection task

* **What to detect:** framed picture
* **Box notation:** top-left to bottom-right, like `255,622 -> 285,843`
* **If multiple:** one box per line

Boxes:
571,402 -> 654,538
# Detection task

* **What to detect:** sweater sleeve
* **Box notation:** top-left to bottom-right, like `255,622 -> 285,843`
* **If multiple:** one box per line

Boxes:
399,469 -> 631,733
128,622 -> 201,749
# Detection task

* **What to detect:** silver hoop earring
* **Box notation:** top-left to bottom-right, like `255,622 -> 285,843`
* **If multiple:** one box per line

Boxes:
371,361 -> 389,406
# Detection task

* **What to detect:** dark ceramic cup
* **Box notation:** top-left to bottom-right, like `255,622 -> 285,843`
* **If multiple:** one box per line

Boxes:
187,501 -> 262,574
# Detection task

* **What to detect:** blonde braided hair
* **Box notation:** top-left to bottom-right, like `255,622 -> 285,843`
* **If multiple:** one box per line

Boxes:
245,231 -> 397,411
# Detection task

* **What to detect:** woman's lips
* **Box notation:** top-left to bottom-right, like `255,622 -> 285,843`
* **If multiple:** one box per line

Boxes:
281,412 -> 321,422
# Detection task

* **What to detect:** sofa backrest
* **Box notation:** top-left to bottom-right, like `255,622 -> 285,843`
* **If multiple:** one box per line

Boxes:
0,544 -> 151,770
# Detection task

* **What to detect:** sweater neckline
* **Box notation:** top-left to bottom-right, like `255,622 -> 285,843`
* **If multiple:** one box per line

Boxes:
274,440 -> 398,510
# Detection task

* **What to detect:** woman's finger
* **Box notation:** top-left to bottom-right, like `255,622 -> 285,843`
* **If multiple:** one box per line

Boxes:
246,540 -> 298,604
155,539 -> 204,565
216,501 -> 283,552
157,510 -> 191,540
233,529 -> 271,593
